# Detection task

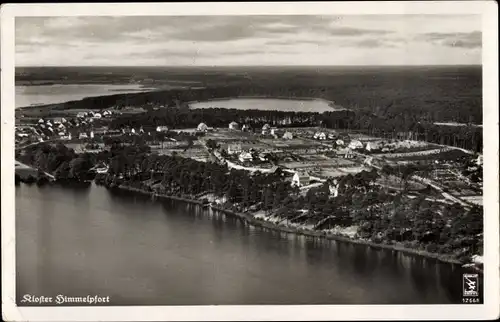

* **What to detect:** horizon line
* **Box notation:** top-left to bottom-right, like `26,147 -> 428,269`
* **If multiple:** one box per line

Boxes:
16,64 -> 483,68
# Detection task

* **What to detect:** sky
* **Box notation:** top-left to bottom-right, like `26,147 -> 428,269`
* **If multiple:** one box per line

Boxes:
15,15 -> 482,66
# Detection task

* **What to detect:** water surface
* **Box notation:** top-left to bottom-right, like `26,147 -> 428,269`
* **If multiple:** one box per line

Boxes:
16,184 -> 475,305
190,98 -> 341,112
15,84 -> 154,108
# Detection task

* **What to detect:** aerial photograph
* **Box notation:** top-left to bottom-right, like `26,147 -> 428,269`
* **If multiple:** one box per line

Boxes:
14,14 -> 484,306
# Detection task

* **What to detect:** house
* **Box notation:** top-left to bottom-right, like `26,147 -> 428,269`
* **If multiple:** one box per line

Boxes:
76,112 -> 86,118
197,123 -> 208,132
292,172 -> 311,187
229,121 -> 239,130
95,165 -> 109,174
241,124 -> 252,132
79,132 -> 88,139
329,181 -> 339,197
156,125 -> 169,132
131,128 -> 136,135
283,131 -> 293,140
239,152 -> 253,163
262,124 -> 271,132
365,141 -> 381,152
93,113 -> 102,119
90,131 -> 94,139
270,128 -> 277,136
476,155 -> 483,166
227,143 -> 242,155
314,132 -> 326,140
38,118 -> 44,124
348,140 -> 363,150
344,149 -> 355,159
336,139 -> 345,146
139,127 -> 145,134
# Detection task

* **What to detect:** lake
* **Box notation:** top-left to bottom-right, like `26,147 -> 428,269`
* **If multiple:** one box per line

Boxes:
189,98 -> 342,112
16,184 -> 477,305
15,84 -> 155,108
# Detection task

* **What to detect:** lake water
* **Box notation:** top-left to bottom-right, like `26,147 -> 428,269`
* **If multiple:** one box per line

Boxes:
15,84 -> 155,108
190,98 -> 341,112
16,184 -> 477,305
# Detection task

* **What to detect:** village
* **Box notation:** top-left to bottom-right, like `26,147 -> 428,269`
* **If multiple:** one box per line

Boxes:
15,108 -> 483,209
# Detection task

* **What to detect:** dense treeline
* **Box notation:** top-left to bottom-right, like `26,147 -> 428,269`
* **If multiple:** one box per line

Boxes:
17,143 -> 101,182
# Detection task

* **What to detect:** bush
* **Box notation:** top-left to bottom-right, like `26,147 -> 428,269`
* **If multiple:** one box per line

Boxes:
425,243 -> 438,253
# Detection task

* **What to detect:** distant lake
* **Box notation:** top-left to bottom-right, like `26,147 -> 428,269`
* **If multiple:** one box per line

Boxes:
15,84 -> 155,108
189,98 -> 343,112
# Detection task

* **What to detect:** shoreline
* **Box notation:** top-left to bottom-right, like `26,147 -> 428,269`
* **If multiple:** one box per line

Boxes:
115,184 -> 471,267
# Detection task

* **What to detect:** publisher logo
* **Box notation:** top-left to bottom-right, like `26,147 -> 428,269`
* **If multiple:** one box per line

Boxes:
462,273 -> 479,297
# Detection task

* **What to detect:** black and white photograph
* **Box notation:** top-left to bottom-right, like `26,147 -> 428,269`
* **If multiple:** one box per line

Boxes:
2,2 -> 499,321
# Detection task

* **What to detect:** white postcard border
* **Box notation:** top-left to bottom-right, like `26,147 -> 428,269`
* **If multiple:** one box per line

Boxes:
1,2 -> 498,321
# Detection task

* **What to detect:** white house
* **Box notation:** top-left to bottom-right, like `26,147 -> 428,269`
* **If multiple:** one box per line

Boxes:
283,131 -> 293,140
227,143 -> 242,155
229,121 -> 239,130
90,131 -> 94,139
262,124 -> 271,131
329,181 -> 339,197
314,132 -> 326,140
336,139 -> 345,146
197,123 -> 209,132
93,113 -> 102,119
156,125 -> 169,132
365,141 -> 381,152
348,140 -> 363,150
131,128 -> 136,134
242,124 -> 251,132
476,155 -> 483,166
76,112 -> 86,118
38,118 -> 44,124
79,133 -> 88,139
344,149 -> 354,159
292,172 -> 311,187
239,152 -> 253,163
